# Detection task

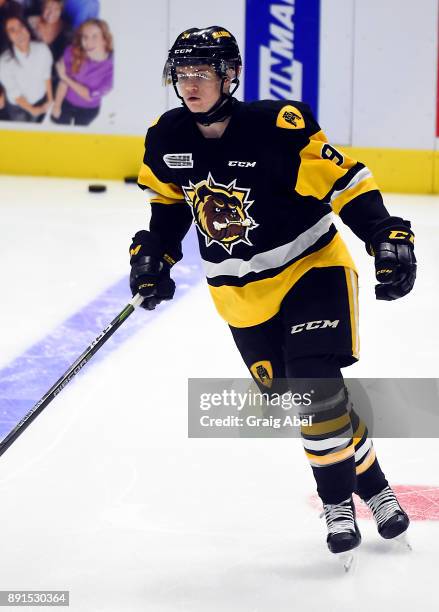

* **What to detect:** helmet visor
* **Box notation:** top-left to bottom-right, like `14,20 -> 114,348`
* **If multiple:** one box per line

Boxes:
162,57 -> 225,87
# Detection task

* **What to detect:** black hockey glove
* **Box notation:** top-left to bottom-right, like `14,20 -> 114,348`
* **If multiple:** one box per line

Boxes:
367,217 -> 416,301
129,230 -> 179,310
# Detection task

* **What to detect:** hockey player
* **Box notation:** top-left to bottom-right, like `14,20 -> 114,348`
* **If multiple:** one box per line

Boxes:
129,26 -> 416,558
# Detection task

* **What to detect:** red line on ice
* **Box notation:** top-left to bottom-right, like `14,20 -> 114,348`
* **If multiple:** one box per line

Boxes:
309,485 -> 439,521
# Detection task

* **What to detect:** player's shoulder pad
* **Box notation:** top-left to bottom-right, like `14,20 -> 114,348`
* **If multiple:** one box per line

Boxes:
148,107 -> 186,129
248,99 -> 320,133
144,107 -> 188,143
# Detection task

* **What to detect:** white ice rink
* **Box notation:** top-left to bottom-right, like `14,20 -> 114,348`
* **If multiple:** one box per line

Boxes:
0,176 -> 438,611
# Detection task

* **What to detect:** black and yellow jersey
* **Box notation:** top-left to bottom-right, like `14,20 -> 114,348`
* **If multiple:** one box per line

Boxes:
137,99 -> 389,328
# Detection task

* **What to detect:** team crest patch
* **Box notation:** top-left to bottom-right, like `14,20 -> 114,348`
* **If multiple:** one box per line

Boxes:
250,361 -> 273,389
182,173 -> 258,253
276,105 -> 305,130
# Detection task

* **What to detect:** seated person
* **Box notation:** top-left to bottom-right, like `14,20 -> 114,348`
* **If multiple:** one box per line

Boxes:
28,0 -> 71,85
52,18 -> 112,126
0,15 -> 53,122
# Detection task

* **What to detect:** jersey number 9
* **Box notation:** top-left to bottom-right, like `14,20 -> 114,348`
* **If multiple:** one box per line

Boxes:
321,144 -> 344,166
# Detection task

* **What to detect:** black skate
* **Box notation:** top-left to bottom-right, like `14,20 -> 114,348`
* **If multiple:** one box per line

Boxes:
364,485 -> 410,541
322,497 -> 362,554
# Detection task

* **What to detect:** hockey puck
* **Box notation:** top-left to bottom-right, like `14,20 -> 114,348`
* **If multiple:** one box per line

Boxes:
88,184 -> 107,193
124,176 -> 138,184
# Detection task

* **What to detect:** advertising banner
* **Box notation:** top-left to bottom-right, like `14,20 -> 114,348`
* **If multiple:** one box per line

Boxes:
0,0 -> 117,130
244,0 -> 320,116
0,0 -> 168,136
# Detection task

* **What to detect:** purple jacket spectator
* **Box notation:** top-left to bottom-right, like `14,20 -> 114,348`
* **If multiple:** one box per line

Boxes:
63,43 -> 112,109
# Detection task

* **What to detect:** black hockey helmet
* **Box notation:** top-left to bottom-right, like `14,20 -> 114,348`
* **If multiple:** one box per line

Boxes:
163,26 -> 242,86
162,26 -> 242,125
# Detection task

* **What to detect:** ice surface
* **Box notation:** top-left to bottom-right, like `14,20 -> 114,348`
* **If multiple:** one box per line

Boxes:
0,176 -> 438,611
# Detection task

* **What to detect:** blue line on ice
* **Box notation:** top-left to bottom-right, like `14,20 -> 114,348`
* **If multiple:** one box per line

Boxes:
0,230 -> 202,441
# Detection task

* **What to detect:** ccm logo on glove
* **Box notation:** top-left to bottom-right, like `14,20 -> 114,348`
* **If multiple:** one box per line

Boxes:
368,218 -> 416,301
129,230 -> 178,311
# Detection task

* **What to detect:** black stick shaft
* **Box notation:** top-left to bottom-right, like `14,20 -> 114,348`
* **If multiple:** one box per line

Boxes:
0,294 -> 144,458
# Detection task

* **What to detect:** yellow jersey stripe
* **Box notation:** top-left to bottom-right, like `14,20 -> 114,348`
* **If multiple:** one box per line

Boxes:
356,446 -> 377,475
150,194 -> 185,205
138,162 -> 184,202
353,420 -> 366,443
301,412 -> 352,437
295,131 -> 357,201
208,233 -> 356,328
331,176 -> 379,215
305,443 -> 355,466
344,268 -> 360,359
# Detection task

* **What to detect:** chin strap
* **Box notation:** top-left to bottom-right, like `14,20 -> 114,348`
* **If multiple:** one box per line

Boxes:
174,75 -> 240,126
187,94 -> 237,126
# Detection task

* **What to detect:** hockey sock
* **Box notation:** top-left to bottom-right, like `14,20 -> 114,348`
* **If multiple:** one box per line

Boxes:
286,355 -> 356,504
349,407 -> 389,499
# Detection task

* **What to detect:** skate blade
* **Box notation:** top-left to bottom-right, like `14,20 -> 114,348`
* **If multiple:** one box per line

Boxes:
334,550 -> 358,573
390,531 -> 412,551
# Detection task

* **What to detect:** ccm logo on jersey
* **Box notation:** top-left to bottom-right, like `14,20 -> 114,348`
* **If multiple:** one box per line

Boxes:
291,320 -> 339,334
174,48 -> 192,54
228,161 -> 257,167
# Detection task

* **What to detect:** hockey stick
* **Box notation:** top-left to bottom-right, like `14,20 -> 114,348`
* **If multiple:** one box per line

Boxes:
0,293 -> 144,458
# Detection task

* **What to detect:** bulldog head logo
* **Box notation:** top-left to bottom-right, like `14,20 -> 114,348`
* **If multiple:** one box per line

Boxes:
183,174 -> 258,252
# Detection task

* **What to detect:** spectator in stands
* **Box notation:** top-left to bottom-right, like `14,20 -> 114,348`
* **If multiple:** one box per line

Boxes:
51,18 -> 112,126
0,15 -> 52,121
28,0 -> 71,86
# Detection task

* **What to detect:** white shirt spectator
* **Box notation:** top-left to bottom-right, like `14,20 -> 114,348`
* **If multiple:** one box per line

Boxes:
0,41 -> 52,104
